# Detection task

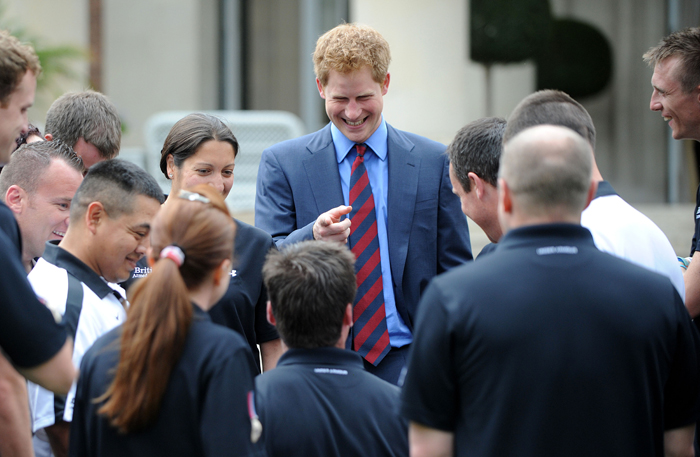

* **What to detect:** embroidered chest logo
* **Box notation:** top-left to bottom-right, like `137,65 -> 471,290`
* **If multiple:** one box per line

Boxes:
230,269 -> 237,278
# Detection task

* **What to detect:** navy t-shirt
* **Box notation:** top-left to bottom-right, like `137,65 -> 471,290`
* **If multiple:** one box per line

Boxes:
0,202 -> 67,368
69,304 -> 264,457
255,347 -> 408,457
691,184 -> 700,256
402,224 -> 700,457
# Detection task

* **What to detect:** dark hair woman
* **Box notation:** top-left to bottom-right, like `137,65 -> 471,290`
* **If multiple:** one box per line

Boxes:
159,112 -> 283,373
69,185 -> 265,456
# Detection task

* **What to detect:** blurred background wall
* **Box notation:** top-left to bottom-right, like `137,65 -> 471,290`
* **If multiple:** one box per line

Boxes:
6,0 -> 700,207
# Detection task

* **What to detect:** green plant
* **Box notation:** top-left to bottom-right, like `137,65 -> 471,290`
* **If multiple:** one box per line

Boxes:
0,2 -> 85,101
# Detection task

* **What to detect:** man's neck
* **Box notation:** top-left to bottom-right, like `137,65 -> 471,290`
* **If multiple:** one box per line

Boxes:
58,231 -> 97,276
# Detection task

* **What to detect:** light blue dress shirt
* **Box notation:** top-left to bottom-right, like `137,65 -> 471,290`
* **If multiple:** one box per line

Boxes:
331,118 -> 412,347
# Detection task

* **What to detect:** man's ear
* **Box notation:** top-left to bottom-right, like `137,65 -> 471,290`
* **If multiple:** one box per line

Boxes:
583,179 -> 598,210
381,73 -> 390,95
85,201 -> 106,234
44,133 -> 53,141
498,178 -> 513,214
343,303 -> 353,328
468,172 -> 485,199
5,185 -> 27,214
316,78 -> 326,99
266,301 -> 277,326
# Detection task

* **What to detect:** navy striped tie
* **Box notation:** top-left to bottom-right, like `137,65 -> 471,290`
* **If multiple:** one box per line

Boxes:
348,144 -> 390,365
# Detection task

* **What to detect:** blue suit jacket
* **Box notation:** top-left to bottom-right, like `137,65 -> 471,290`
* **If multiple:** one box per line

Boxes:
255,123 -> 473,330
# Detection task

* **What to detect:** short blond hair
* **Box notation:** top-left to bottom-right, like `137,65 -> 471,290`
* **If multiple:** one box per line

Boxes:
643,27 -> 700,93
0,30 -> 41,106
313,23 -> 391,86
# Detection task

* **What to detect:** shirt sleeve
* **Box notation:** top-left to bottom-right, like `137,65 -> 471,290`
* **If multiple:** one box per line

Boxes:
0,236 -> 68,368
400,279 -> 458,431
200,344 -> 267,457
254,239 -> 279,345
663,289 -> 700,429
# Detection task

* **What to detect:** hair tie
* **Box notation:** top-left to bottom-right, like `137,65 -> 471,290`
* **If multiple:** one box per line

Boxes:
160,245 -> 185,267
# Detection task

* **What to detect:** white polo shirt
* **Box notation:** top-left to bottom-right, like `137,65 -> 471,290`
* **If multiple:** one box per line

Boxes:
27,242 -> 127,431
581,181 -> 685,300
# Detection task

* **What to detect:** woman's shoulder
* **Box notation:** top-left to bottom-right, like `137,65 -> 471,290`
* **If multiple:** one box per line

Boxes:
188,317 -> 250,356
233,218 -> 276,255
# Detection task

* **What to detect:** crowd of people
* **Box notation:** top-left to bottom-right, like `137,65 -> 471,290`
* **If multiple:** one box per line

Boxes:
1,19 -> 700,457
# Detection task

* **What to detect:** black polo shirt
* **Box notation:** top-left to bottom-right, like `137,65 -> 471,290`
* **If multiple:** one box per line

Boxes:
208,219 -> 279,372
401,224 -> 700,457
255,347 -> 408,457
0,200 -> 21,256
0,202 -> 67,368
476,242 -> 497,259
69,304 -> 265,457
691,185 -> 700,256
122,219 -> 279,373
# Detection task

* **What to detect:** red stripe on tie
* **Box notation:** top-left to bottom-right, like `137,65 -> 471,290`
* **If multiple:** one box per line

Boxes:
353,303 -> 387,349
351,153 -> 365,174
351,221 -> 377,257
364,330 -> 390,365
354,276 -> 383,317
356,250 -> 381,285
349,173 -> 369,202
350,198 -> 374,235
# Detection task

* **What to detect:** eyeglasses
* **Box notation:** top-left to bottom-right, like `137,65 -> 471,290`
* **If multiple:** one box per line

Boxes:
178,189 -> 211,204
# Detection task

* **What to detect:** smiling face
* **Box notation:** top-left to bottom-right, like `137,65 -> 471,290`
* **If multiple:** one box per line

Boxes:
19,159 -> 83,260
0,70 -> 36,163
92,195 -> 161,283
167,140 -> 236,198
317,66 -> 389,144
650,55 -> 700,141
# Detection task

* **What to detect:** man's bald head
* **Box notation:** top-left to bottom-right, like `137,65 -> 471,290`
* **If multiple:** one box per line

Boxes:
500,125 -> 594,221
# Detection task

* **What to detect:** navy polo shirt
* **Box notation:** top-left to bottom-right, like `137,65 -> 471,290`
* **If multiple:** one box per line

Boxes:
69,304 -> 264,457
691,184 -> 700,256
402,224 -> 700,457
255,347 -> 408,457
208,219 -> 279,371
0,202 -> 67,368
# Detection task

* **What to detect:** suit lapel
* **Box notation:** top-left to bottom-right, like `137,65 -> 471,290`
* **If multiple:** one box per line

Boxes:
386,124 -> 420,284
303,125 -> 344,214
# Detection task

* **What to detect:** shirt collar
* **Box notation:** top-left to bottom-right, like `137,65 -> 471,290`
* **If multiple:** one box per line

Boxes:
498,223 -> 595,251
277,347 -> 365,369
594,180 -> 617,199
332,116 -> 388,163
42,241 -> 117,300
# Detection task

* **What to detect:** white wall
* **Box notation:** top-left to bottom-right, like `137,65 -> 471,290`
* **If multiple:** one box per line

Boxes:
351,0 -> 535,146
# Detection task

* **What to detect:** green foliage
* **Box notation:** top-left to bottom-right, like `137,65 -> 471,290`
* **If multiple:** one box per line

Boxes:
0,2 -> 85,97
470,0 -> 613,99
535,18 -> 613,98
470,0 -> 553,64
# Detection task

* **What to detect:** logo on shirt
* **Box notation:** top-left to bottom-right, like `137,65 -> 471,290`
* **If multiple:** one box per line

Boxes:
230,269 -> 237,278
133,266 -> 152,278
536,246 -> 578,256
314,367 -> 348,375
